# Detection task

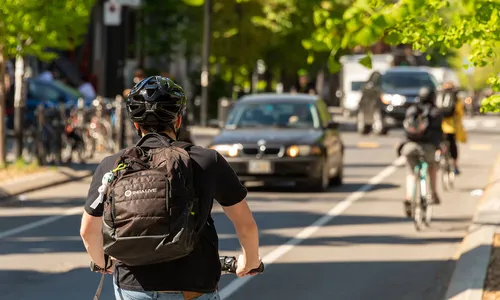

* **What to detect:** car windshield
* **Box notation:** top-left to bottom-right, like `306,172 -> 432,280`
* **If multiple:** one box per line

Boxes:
351,81 -> 365,91
225,101 -> 321,129
51,80 -> 82,98
381,72 -> 436,89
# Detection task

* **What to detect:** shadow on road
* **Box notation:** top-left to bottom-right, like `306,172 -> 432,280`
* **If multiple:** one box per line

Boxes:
0,197 -> 84,208
245,182 -> 400,194
218,258 -> 458,300
0,267 -> 114,300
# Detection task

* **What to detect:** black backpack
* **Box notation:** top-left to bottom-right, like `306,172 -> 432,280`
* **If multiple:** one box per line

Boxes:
435,89 -> 457,118
403,104 -> 431,142
101,133 -> 204,266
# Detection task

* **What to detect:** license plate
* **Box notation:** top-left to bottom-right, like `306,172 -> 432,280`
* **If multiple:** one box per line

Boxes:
248,160 -> 272,174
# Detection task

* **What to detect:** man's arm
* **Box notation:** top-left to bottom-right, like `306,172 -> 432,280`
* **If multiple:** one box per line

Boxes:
80,161 -> 109,270
221,200 -> 260,265
80,212 -> 107,268
213,151 -> 261,274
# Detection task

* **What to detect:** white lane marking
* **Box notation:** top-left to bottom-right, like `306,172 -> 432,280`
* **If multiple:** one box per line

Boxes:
0,207 -> 83,239
219,156 -> 406,299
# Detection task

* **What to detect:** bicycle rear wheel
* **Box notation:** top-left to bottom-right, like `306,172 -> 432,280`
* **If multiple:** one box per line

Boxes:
419,166 -> 432,227
412,171 -> 424,231
441,156 -> 451,191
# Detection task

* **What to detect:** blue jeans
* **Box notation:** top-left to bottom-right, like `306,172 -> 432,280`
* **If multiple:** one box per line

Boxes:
113,283 -> 220,300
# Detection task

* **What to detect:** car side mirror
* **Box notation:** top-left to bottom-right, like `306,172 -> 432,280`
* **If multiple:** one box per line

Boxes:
326,121 -> 339,129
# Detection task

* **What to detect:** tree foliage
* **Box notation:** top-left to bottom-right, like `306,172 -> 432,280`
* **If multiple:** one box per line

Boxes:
0,0 -> 95,59
138,0 -> 203,59
309,0 -> 500,111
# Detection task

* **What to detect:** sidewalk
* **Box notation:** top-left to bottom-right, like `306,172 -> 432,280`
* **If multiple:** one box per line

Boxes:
445,154 -> 500,300
0,153 -> 107,201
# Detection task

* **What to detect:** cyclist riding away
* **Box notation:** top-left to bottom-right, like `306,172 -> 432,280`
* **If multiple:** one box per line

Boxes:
80,76 -> 261,300
399,86 -> 444,217
440,82 -> 467,175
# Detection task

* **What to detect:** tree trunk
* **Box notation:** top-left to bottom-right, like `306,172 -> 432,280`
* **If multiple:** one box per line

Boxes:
13,52 -> 25,160
0,46 -> 6,166
264,68 -> 273,92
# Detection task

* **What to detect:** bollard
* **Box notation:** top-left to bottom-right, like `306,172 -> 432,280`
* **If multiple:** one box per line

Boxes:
35,104 -> 45,165
77,98 -> 85,127
95,96 -> 103,119
218,97 -> 231,128
114,95 -> 124,151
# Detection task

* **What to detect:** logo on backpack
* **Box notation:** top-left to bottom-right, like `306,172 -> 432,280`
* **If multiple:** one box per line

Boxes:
124,188 -> 157,197
100,133 -> 205,266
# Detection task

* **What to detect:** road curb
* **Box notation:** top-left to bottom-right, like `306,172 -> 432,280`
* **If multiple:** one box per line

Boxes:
444,153 -> 500,300
0,167 -> 93,201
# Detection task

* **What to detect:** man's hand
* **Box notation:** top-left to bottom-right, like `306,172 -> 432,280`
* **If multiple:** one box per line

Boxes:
235,254 -> 261,278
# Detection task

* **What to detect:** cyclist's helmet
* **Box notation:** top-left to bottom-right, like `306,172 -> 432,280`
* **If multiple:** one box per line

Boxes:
418,86 -> 436,104
126,76 -> 186,130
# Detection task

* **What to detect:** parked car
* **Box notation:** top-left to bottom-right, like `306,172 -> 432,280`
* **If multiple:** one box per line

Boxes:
6,79 -> 84,130
209,93 -> 344,191
356,67 -> 439,135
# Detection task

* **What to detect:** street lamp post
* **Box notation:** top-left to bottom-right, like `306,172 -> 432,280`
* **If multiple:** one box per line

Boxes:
200,0 -> 211,127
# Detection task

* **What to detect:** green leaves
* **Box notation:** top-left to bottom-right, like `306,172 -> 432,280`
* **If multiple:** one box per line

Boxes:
0,0 -> 95,59
359,53 -> 372,69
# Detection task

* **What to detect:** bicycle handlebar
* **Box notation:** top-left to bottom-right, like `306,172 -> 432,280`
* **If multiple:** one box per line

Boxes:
220,256 -> 265,275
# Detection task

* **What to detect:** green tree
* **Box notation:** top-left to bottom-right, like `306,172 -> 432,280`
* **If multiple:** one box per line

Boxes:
306,0 -> 500,110
0,0 -> 95,165
257,0 -> 500,110
138,0 -> 203,61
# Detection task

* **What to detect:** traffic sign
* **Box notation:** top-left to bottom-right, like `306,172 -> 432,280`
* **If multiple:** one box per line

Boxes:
104,1 -> 122,26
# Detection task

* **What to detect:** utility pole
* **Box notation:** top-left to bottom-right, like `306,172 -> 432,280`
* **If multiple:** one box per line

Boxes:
200,0 -> 211,127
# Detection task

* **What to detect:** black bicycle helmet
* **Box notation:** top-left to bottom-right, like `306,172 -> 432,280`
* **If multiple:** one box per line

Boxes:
418,86 -> 436,104
126,76 -> 186,131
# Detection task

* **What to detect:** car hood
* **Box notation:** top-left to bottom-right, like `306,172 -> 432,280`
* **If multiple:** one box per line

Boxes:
212,129 -> 323,145
383,88 -> 420,97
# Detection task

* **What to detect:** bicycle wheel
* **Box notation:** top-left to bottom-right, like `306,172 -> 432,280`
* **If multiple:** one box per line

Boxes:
447,164 -> 455,190
441,156 -> 451,191
412,167 -> 424,231
422,177 -> 433,227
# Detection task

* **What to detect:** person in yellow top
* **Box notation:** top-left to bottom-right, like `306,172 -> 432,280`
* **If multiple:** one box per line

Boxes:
441,82 -> 468,175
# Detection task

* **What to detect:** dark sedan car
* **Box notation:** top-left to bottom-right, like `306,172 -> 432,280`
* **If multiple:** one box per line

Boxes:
209,93 -> 344,191
356,67 -> 439,135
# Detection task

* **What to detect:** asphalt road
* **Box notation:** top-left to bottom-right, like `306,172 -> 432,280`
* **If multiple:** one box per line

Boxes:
1,115 -> 499,300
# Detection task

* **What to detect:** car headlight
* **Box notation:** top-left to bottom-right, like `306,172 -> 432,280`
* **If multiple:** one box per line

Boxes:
286,145 -> 321,157
381,94 -> 406,106
209,144 -> 242,157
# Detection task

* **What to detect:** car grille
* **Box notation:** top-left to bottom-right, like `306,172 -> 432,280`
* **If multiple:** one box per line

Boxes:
241,145 -> 283,157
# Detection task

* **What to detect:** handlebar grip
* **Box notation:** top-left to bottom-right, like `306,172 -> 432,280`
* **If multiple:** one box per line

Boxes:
220,256 -> 264,275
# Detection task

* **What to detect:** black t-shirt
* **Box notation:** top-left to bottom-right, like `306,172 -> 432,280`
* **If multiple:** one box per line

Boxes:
84,134 -> 247,292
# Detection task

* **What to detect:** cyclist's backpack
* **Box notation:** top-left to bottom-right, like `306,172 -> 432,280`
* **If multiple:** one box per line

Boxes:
101,133 -> 203,266
403,104 -> 431,142
435,89 -> 457,118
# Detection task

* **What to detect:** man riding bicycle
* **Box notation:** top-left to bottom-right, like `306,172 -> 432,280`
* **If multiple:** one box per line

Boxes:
441,82 -> 467,175
398,87 -> 444,217
80,76 -> 261,300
